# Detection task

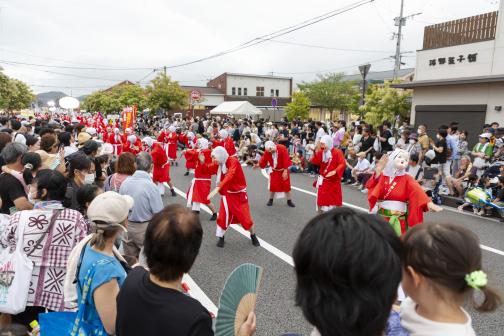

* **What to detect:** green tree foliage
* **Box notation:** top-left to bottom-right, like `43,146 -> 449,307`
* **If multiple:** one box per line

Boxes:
285,91 -> 311,121
298,73 -> 358,119
361,82 -> 412,126
0,71 -> 35,112
146,73 -> 187,113
83,83 -> 146,114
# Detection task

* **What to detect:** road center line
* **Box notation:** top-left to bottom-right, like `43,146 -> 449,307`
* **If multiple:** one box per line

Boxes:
260,169 -> 504,257
166,183 -> 295,267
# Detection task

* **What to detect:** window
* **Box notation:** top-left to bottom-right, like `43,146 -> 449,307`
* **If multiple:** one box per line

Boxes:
275,89 -> 279,97
238,88 -> 242,95
232,87 -> 236,95
244,88 -> 248,96
270,89 -> 275,97
256,87 -> 264,97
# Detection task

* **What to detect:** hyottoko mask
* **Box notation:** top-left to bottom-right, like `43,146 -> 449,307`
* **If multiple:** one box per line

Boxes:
383,149 -> 410,178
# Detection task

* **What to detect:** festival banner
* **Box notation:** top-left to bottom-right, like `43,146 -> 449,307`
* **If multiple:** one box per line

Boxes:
122,105 -> 137,130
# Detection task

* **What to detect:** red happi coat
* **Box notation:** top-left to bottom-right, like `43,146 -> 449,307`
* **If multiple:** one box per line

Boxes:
186,149 -> 213,205
151,143 -> 171,183
203,157 -> 253,231
224,137 -> 237,156
157,131 -> 178,160
179,133 -> 189,148
184,149 -> 199,170
212,139 -> 224,149
259,144 -> 292,193
310,148 -> 346,207
366,173 -> 430,233
123,138 -> 142,155
108,134 -> 123,155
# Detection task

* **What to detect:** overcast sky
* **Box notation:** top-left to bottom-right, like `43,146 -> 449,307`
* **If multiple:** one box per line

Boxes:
0,0 -> 500,96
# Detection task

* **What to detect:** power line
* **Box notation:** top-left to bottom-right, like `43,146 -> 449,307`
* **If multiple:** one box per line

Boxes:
161,0 -> 375,70
267,39 -> 395,53
274,57 -> 392,75
0,59 -> 154,71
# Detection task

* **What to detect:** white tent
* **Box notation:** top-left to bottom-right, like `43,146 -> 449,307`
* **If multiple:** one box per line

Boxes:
210,101 -> 262,116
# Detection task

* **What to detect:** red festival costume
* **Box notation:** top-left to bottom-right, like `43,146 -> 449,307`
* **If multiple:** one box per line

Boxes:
259,144 -> 292,193
204,156 -> 254,236
366,173 -> 430,234
186,149 -> 213,207
310,148 -> 346,209
157,129 -> 178,161
224,137 -> 237,157
151,143 -> 171,184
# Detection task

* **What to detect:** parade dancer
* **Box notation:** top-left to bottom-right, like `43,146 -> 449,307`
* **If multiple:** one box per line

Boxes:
143,137 -> 177,197
219,129 -> 237,157
183,134 -> 198,177
157,125 -> 179,166
257,141 -> 295,207
186,138 -> 217,220
108,128 -> 123,156
366,149 -> 442,235
206,146 -> 260,248
310,135 -> 346,213
124,134 -> 141,155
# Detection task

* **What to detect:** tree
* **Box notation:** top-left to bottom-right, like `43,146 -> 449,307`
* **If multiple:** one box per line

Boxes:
298,73 -> 358,120
146,73 -> 187,114
285,91 -> 311,121
83,83 -> 147,114
0,71 -> 34,112
361,82 -> 412,127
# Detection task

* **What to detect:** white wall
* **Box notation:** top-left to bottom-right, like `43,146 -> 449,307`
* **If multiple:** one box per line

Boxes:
410,83 -> 504,124
226,75 -> 291,97
415,40 -> 495,81
491,0 -> 504,74
199,95 -> 224,107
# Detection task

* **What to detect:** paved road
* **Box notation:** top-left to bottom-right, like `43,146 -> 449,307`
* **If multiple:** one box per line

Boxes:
162,159 -> 504,336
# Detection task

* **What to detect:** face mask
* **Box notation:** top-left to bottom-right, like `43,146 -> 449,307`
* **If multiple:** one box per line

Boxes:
84,173 -> 95,185
417,129 -> 422,134
409,139 -> 415,144
436,135 -> 442,140
28,192 -> 37,205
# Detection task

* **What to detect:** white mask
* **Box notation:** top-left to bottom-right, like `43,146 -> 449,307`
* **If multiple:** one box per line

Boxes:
417,129 -> 422,134
84,173 -> 95,185
409,139 -> 415,144
28,192 -> 37,205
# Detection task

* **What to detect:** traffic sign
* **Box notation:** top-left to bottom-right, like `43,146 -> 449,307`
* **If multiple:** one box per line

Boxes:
359,64 -> 371,78
190,90 -> 202,101
271,98 -> 278,107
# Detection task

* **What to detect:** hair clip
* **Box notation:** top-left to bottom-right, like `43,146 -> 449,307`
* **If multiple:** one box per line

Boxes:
465,270 -> 488,290
24,163 -> 34,170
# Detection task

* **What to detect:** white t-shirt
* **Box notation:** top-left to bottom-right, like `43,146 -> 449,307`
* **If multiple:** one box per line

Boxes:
355,158 -> 370,171
400,297 -> 476,336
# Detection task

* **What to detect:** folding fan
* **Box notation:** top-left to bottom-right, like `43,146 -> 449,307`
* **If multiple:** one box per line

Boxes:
215,263 -> 264,336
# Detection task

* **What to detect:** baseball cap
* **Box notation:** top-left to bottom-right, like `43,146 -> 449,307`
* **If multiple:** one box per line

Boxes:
87,191 -> 134,225
479,133 -> 492,139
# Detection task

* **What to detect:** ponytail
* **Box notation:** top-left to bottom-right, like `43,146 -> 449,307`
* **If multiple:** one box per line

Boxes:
21,152 -> 42,185
23,164 -> 34,185
89,220 -> 124,250
474,285 -> 502,312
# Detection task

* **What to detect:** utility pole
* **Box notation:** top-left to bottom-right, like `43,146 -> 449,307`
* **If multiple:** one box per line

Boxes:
163,66 -> 167,76
393,0 -> 405,80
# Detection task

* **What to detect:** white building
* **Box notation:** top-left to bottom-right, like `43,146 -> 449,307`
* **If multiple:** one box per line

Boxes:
394,4 -> 504,145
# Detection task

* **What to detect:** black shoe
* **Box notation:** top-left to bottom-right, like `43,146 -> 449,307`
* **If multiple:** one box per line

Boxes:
267,199 -> 273,206
287,200 -> 296,208
250,234 -> 260,247
171,189 -> 177,197
217,237 -> 225,248
184,171 -> 189,176
170,162 -> 174,166
192,210 -> 200,215
175,162 -> 178,166
210,213 -> 217,221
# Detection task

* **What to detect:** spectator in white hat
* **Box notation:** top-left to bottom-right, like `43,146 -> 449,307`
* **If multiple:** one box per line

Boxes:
472,133 -> 493,176
75,191 -> 134,335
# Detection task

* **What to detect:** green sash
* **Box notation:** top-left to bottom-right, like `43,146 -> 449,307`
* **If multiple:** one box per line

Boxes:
378,208 -> 408,236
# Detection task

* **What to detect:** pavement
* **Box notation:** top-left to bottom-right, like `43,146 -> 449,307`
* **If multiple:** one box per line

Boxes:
162,158 -> 504,336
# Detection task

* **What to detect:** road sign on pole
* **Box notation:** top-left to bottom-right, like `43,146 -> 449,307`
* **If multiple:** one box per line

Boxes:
359,64 -> 371,78
190,90 -> 202,101
271,98 -> 278,108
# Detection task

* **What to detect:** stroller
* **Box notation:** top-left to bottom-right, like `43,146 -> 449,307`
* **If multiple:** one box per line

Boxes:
464,187 -> 504,217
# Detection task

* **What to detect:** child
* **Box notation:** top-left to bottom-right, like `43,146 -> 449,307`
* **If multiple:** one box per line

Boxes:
401,222 -> 501,335
457,174 -> 480,213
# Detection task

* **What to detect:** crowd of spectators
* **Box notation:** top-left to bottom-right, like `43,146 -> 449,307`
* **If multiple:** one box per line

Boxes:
0,113 -> 502,335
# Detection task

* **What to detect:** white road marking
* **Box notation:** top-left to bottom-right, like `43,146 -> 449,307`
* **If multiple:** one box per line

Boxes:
167,184 -> 295,267
182,274 -> 218,316
260,169 -> 504,258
